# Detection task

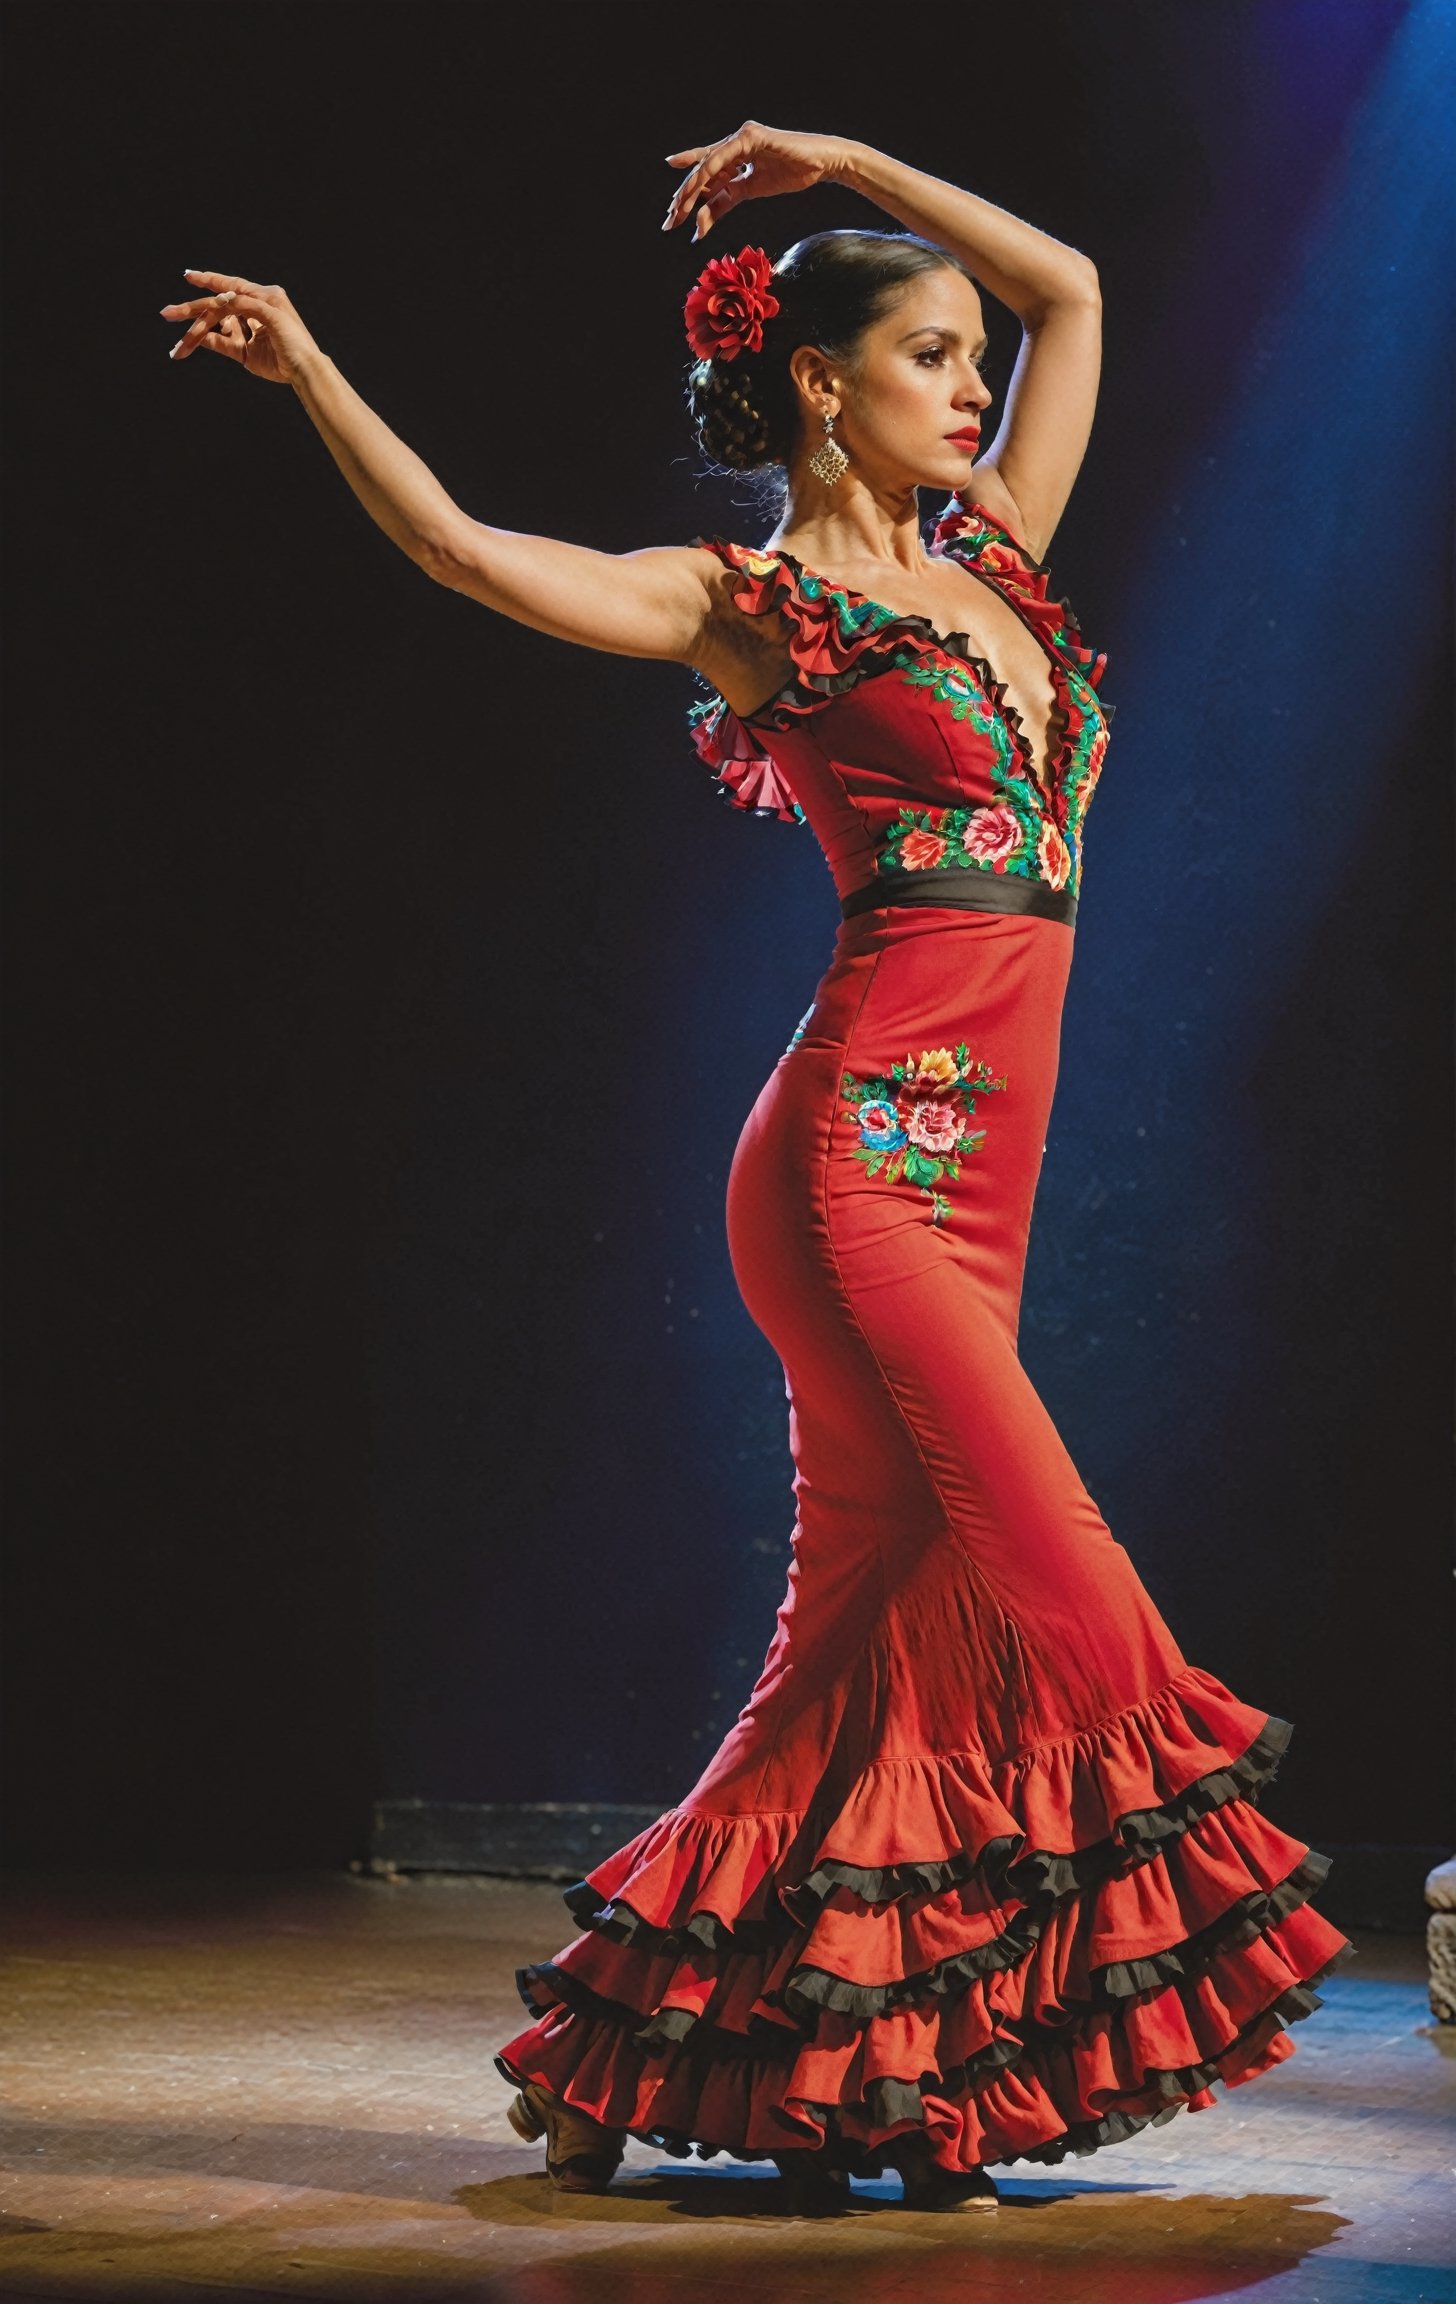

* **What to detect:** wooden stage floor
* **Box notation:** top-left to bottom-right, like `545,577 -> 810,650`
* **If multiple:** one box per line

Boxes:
1,1871 -> 1451,2303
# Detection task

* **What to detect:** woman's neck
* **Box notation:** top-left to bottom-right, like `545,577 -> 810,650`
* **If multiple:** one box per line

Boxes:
766,465 -> 932,578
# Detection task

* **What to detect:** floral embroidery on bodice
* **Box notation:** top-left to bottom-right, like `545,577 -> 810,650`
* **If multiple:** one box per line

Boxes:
688,495 -> 1116,908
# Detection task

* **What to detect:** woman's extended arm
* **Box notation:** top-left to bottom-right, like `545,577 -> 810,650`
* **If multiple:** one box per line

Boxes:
161,271 -> 718,664
289,345 -> 722,657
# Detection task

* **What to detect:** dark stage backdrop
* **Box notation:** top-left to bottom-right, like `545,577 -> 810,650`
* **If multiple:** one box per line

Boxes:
3,1 -> 1450,1870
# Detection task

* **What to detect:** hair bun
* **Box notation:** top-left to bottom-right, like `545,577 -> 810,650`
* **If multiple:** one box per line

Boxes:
688,353 -> 776,471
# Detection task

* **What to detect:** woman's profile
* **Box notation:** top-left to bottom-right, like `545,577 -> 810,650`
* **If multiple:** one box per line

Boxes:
162,121 -> 1353,2217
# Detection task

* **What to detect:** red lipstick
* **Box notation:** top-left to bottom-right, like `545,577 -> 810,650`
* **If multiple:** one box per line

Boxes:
945,427 -> 981,448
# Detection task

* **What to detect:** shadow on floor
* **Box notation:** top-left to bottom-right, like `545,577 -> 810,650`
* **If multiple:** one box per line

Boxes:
454,2168 -> 1352,2301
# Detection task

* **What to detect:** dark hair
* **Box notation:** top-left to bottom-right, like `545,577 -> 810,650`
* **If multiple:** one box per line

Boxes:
685,228 -> 973,474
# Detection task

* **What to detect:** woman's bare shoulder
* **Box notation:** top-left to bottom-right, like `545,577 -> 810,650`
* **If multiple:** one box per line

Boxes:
677,538 -> 796,713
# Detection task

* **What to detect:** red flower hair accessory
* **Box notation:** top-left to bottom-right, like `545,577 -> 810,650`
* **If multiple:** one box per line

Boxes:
684,245 -> 780,363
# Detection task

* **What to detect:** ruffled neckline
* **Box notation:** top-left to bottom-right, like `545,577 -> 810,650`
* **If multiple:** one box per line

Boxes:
763,496 -> 1054,683
932,496 -> 1111,694
763,538 -> 1070,801
687,497 -> 1113,825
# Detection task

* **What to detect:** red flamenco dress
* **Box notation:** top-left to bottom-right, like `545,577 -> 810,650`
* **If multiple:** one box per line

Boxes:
493,494 -> 1353,2175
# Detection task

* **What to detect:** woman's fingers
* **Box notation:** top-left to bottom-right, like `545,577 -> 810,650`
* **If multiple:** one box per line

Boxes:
662,144 -> 712,214
663,130 -> 751,231
663,168 -> 703,232
167,291 -> 233,357
169,291 -> 240,320
670,157 -> 752,236
161,277 -> 265,324
179,267 -> 261,294
166,287 -> 272,359
662,124 -> 828,235
692,172 -> 753,240
165,289 -> 240,358
198,315 -> 250,360
689,143 -> 749,208
159,273 -> 309,383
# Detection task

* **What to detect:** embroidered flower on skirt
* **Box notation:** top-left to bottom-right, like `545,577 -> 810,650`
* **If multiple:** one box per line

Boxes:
841,1043 -> 1009,1226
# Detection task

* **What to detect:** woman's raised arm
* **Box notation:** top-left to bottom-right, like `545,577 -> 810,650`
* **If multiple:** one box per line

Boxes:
160,270 -> 719,665
662,128 -> 1103,562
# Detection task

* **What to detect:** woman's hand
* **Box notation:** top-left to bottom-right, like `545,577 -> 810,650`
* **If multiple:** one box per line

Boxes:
662,124 -> 857,242
160,270 -> 322,384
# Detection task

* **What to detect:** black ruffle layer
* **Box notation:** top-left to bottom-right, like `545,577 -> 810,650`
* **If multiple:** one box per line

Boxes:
524,1847 -> 1333,2050
786,1714 -> 1295,1922
560,1712 -> 1296,1988
505,1705 -> 1345,2179
498,1945 -> 1355,2177
783,1847 -> 1333,2024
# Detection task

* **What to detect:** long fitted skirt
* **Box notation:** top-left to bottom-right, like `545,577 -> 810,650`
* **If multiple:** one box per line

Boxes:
494,905 -> 1352,2173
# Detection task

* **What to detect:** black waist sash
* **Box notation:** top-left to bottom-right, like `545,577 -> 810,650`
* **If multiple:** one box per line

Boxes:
840,864 -> 1078,926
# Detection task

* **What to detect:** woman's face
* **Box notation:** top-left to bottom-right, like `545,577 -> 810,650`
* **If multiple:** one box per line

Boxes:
824,268 -> 994,493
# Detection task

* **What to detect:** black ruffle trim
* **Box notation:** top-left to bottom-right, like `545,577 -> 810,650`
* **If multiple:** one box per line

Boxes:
510,1711 -> 1338,2177
737,552 -> 979,738
933,523 -> 1117,712
787,1713 -> 1295,1925
921,534 -> 1120,773
561,1712 -> 1296,1984
532,1845 -> 1332,2056
561,1882 -> 782,1955
498,1942 -> 1356,2178
1097,1849 -> 1332,2000
698,540 -> 1114,749
816,1949 -> 1356,2178
975,1943 -> 1356,2172
783,1847 -> 1330,2025
512,1955 -> 791,2058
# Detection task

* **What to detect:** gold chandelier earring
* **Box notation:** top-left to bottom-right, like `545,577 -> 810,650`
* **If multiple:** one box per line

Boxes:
808,409 -> 850,487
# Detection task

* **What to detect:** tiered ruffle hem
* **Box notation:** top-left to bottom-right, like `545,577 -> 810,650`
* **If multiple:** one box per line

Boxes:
494,1662 -> 1353,2173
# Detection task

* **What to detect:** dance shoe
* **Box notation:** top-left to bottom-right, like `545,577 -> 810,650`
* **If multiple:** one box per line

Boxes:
770,2149 -> 853,2216
886,2129 -> 999,2212
507,2080 -> 626,2192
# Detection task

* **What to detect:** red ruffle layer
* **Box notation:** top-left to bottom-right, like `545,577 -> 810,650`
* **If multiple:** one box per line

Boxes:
531,1801 -> 1327,2034
549,1667 -> 1291,1942
499,1905 -> 1338,2171
929,495 -> 1112,692
494,1662 -> 1352,2172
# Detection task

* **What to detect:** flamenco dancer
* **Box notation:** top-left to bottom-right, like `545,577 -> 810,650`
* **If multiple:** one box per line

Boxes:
162,123 -> 1353,2217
